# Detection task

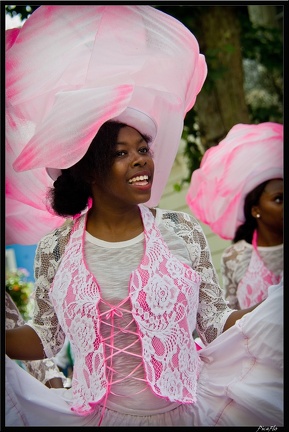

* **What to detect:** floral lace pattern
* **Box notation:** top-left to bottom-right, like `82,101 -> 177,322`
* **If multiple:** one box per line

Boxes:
221,239 -> 283,310
236,232 -> 282,309
130,206 -> 202,402
237,247 -> 282,308
159,210 -> 232,342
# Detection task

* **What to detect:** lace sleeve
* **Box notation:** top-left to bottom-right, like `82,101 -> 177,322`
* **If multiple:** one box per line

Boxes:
5,292 -> 66,385
162,211 -> 234,345
28,220 -> 73,358
5,291 -> 25,329
220,244 -> 241,310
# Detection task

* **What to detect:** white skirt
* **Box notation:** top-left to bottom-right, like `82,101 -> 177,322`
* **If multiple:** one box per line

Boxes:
5,281 -> 283,427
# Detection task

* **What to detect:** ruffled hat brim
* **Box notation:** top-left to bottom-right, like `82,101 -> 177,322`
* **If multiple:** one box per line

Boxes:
186,122 -> 283,240
46,106 -> 158,181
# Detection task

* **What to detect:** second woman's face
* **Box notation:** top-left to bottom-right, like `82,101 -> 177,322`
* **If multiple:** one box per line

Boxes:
257,178 -> 283,233
92,126 -> 155,206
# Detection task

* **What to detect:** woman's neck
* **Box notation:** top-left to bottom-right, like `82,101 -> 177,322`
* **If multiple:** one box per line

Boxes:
256,229 -> 283,247
86,205 -> 144,242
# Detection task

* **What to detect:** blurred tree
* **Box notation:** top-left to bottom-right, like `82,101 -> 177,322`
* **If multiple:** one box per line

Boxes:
242,5 -> 283,124
5,4 -> 39,21
191,6 -> 251,148
155,4 -> 283,189
156,5 -> 283,144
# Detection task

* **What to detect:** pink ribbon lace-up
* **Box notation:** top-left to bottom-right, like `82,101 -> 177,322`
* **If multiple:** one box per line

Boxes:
97,297 -> 147,425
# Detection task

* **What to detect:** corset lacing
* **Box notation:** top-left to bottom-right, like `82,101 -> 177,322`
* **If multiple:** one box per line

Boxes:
97,296 -> 148,425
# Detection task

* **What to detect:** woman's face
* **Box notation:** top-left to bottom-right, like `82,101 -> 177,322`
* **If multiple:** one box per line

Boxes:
91,125 -> 154,207
254,178 -> 283,234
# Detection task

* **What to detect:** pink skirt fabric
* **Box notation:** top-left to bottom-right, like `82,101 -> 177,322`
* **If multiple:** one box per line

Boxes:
5,281 -> 283,427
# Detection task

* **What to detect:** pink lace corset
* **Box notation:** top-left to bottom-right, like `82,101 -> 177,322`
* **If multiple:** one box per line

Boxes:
237,230 -> 282,309
49,204 -> 202,414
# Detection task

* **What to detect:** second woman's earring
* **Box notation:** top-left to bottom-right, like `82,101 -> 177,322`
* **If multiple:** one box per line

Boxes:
256,214 -> 260,218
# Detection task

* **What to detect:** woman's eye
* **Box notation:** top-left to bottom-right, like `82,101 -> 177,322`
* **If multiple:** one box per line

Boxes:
275,195 -> 283,203
115,150 -> 126,157
114,147 -> 151,158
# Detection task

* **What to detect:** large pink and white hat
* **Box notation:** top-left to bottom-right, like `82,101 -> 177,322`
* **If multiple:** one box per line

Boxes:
186,122 -> 283,240
6,5 -> 207,245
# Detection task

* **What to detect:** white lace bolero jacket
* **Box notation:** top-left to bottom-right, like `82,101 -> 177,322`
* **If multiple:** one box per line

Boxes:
28,207 -> 234,357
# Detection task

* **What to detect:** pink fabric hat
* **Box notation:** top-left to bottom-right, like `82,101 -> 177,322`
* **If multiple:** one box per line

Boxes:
186,122 -> 283,240
6,5 -> 207,245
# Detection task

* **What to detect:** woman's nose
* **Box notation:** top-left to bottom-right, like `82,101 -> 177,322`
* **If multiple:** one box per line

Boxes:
131,153 -> 147,167
133,159 -> 147,167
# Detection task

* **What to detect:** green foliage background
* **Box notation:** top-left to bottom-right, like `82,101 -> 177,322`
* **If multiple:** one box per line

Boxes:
6,269 -> 34,320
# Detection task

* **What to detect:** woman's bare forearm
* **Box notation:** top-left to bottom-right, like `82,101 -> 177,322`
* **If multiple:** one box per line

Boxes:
6,325 -> 46,360
223,302 -> 261,332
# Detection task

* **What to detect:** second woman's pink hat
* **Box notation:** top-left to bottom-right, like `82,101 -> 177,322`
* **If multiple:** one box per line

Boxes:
186,122 -> 283,240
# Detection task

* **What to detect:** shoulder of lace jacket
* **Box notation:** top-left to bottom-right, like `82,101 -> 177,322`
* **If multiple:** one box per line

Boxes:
34,218 -> 74,281
159,209 -> 202,235
221,240 -> 251,265
160,208 -> 196,222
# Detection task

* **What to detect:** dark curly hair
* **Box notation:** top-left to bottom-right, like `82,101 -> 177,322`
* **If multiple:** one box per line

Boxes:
233,180 -> 270,244
47,121 -> 151,217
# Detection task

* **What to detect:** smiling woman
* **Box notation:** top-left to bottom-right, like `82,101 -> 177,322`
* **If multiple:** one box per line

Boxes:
47,119 -> 156,241
5,4 -> 282,427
